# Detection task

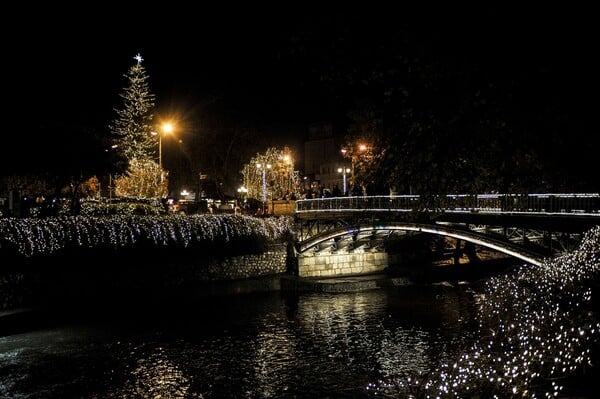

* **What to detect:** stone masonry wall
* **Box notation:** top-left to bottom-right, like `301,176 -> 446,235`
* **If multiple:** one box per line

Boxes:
298,251 -> 388,278
190,244 -> 289,281
0,244 -> 289,311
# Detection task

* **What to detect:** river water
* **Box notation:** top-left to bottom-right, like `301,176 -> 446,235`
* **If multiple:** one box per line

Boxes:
2,223 -> 599,399
0,284 -> 477,398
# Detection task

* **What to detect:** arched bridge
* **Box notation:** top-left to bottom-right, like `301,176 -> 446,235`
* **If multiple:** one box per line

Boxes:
297,221 -> 546,266
294,193 -> 600,266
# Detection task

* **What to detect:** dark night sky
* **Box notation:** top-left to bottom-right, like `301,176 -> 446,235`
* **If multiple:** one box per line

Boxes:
3,4 -> 597,176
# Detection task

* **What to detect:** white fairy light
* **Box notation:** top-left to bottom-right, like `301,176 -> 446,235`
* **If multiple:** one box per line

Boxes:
388,225 -> 600,397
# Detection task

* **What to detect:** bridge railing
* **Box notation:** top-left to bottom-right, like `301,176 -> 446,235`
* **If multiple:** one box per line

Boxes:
295,195 -> 419,212
295,193 -> 600,214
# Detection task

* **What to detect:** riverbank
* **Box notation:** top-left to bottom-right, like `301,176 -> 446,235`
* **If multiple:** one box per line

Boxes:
2,227 -> 597,399
0,257 -> 515,337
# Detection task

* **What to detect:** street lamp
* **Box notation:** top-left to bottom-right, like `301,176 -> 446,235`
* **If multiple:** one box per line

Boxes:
152,123 -> 174,169
151,123 -> 174,187
341,143 -> 368,191
158,123 -> 173,169
237,186 -> 248,202
282,153 -> 293,195
256,163 -> 271,203
337,167 -> 351,195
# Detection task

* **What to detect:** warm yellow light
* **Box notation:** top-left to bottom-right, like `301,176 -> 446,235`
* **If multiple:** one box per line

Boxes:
358,144 -> 367,152
162,123 -> 174,134
154,122 -> 176,171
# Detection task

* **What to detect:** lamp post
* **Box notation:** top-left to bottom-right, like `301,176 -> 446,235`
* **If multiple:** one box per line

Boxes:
337,167 -> 351,195
237,186 -> 248,202
151,123 -> 174,186
151,123 -> 174,169
341,143 -> 367,193
282,153 -> 292,195
158,123 -> 173,169
340,148 -> 354,188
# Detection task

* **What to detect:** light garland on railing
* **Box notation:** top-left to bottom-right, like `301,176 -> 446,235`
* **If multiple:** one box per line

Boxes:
367,225 -> 600,398
0,215 -> 295,258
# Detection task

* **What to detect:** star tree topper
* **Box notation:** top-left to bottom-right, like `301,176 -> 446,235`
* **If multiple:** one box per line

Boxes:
134,53 -> 144,64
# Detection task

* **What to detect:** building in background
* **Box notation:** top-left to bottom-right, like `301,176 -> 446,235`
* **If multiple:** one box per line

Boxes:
303,122 -> 346,196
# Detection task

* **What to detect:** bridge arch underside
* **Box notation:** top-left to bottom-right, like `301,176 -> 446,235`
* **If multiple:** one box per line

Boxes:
298,223 -> 545,267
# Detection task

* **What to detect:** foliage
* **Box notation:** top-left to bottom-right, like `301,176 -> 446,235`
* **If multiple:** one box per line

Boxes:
204,126 -> 255,199
393,226 -> 600,398
0,123 -> 114,216
0,175 -> 55,200
241,146 -> 300,201
0,214 -> 295,258
288,14 -> 597,194
108,54 -> 157,167
80,176 -> 100,198
114,158 -> 167,199
183,108 -> 268,199
79,199 -> 164,217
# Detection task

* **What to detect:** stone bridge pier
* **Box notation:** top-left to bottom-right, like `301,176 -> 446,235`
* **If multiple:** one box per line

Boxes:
297,250 -> 388,278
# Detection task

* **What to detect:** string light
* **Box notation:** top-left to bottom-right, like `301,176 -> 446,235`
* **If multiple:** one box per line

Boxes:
0,214 -> 294,258
372,225 -> 600,398
1,216 -> 598,397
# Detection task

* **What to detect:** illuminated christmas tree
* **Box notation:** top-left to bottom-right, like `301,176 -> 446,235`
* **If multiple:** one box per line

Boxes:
109,53 -> 156,165
114,158 -> 167,199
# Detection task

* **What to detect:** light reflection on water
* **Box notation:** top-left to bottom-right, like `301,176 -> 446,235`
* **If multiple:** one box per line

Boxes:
0,286 -> 474,398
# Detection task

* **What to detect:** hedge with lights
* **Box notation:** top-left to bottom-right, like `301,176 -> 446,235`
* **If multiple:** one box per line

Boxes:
0,214 -> 295,264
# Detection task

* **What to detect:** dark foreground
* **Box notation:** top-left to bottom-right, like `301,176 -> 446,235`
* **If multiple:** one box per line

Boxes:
1,274 -> 598,399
